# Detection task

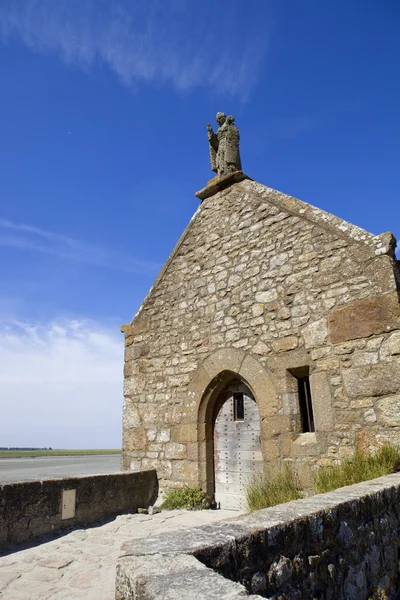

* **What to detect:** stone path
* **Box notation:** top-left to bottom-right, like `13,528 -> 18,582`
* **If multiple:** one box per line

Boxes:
0,509 -> 239,600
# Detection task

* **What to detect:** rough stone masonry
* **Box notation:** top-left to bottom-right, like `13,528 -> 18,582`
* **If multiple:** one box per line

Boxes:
116,473 -> 400,600
121,114 -> 400,503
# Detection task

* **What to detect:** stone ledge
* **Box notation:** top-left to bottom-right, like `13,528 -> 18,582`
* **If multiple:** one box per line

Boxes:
0,470 -> 158,550
116,553 -> 257,600
195,170 -> 252,201
116,472 -> 400,599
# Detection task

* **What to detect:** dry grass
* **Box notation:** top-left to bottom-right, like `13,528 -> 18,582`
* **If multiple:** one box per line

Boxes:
314,443 -> 400,494
245,464 -> 302,511
245,444 -> 400,511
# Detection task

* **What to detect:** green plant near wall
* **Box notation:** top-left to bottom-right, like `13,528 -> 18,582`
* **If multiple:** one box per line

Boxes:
245,464 -> 302,512
244,443 -> 400,512
160,485 -> 210,510
314,443 -> 400,494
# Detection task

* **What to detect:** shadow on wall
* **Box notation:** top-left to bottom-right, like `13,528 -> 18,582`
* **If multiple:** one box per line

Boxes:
0,470 -> 158,552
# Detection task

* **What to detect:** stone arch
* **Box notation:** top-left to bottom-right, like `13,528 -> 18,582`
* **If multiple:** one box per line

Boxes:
187,348 -> 277,495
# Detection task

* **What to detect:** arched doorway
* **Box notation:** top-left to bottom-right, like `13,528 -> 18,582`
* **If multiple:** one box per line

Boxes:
213,379 -> 263,509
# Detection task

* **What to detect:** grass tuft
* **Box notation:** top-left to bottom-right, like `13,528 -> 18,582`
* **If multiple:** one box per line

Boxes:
314,443 -> 400,494
245,464 -> 302,511
160,485 -> 209,510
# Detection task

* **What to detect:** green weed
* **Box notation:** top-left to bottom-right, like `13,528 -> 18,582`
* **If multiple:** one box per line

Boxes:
314,443 -> 400,494
160,485 -> 209,510
245,464 -> 302,511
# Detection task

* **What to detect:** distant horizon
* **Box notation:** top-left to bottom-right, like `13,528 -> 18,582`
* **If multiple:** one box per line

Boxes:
0,447 -> 121,450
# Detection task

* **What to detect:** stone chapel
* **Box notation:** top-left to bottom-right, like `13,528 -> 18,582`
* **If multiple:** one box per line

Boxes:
121,114 -> 400,509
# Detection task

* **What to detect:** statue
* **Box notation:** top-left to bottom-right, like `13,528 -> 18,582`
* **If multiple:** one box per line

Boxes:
207,112 -> 242,177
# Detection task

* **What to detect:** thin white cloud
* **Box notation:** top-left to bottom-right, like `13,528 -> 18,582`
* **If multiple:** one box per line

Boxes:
0,0 -> 267,99
0,318 -> 123,448
0,218 -> 159,274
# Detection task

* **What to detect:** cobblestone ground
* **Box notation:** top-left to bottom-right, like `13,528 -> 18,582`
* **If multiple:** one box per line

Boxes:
0,509 -> 239,600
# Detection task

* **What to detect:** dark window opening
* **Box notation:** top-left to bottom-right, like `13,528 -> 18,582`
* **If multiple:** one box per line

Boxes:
298,375 -> 315,433
233,393 -> 245,421
290,368 -> 315,433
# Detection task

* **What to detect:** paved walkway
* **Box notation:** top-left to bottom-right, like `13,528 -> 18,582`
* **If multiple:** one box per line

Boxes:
0,509 -> 240,600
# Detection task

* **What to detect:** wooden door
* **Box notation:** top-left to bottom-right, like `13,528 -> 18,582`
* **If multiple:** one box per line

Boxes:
213,382 -> 263,509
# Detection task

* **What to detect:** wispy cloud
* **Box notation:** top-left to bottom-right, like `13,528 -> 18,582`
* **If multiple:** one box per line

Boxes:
0,218 -> 159,274
0,0 -> 268,99
0,317 -> 123,448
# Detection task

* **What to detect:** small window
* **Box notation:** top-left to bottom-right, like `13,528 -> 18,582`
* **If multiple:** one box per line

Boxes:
233,393 -> 245,421
290,368 -> 315,433
297,375 -> 315,433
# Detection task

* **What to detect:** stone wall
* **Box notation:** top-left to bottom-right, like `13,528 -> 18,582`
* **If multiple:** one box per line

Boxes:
116,472 -> 400,600
121,178 -> 400,489
0,470 -> 158,549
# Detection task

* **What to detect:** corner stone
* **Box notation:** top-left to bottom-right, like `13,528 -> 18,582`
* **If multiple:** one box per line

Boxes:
329,292 -> 400,344
342,361 -> 400,398
302,318 -> 328,349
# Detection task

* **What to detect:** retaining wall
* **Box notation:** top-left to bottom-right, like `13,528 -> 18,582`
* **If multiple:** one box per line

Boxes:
116,472 -> 400,599
0,470 -> 158,549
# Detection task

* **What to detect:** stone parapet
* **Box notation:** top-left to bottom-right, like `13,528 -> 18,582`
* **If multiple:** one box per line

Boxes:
0,470 -> 158,550
117,472 -> 400,599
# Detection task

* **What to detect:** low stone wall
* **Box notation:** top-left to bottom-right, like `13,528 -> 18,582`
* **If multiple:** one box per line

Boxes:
0,470 -> 158,549
116,472 -> 400,599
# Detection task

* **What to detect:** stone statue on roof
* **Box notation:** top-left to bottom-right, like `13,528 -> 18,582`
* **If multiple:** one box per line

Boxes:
207,112 -> 242,177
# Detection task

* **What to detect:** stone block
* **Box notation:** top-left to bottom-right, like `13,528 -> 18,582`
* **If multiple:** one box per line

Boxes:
364,408 -> 376,423
164,406 -> 183,425
172,423 -> 198,443
239,355 -> 278,417
165,443 -> 187,460
309,372 -> 334,432
302,318 -> 328,349
263,439 -> 280,461
315,356 -> 339,371
294,461 -> 314,488
157,429 -> 171,443
116,553 -> 253,600
261,415 -> 293,438
272,336 -> 298,353
124,427 -> 148,451
291,433 -> 320,457
255,289 -> 278,303
336,410 -> 362,423
342,360 -> 400,398
364,255 -> 398,294
351,352 -> 379,367
381,332 -> 400,358
376,395 -> 400,427
202,348 -> 244,381
252,340 -> 270,355
267,349 -> 311,374
280,434 -> 293,455
123,405 -> 141,428
356,430 -> 400,453
187,443 -> 199,461
329,291 -> 400,344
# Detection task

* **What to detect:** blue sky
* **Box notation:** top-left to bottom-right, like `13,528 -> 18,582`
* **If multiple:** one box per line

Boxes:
0,0 -> 399,448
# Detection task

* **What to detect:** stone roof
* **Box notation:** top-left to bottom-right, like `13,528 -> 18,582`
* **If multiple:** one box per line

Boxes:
242,179 -> 396,257
123,178 -> 397,329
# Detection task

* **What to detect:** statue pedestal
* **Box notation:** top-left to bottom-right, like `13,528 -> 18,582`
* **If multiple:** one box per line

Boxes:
195,171 -> 251,201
